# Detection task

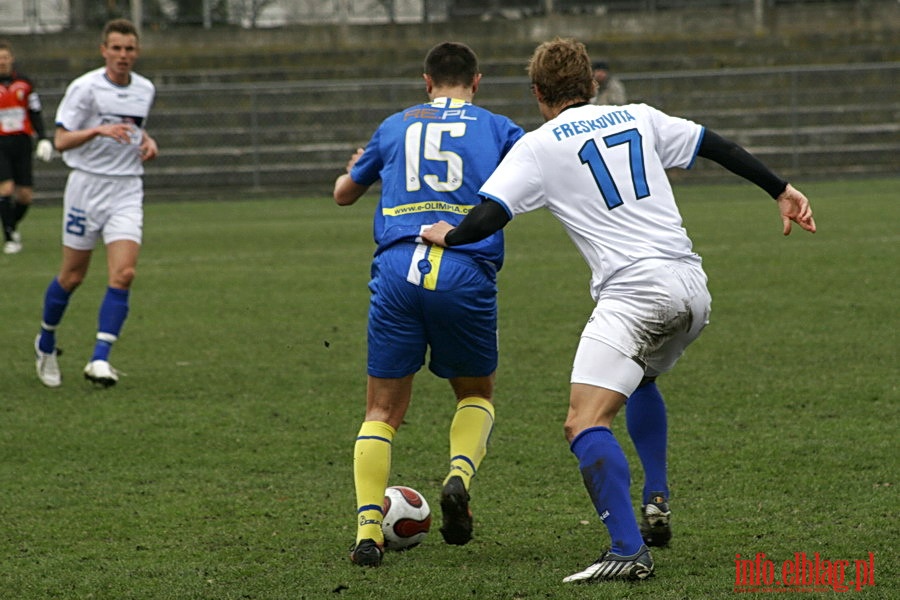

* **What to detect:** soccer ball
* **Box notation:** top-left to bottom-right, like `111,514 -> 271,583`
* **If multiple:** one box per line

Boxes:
382,485 -> 432,550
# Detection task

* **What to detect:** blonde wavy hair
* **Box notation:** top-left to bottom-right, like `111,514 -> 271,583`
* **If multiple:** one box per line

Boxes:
527,37 -> 595,108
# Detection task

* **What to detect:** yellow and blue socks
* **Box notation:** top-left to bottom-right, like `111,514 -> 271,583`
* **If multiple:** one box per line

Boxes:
570,426 -> 644,556
626,381 -> 669,503
354,397 -> 493,545
354,420 -> 395,544
444,396 -> 495,489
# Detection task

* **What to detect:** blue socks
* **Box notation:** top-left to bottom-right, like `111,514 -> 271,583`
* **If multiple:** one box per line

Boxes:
92,287 -> 129,361
570,426 -> 644,556
39,278 -> 71,353
39,281 -> 130,362
626,381 -> 669,503
569,383 -> 670,556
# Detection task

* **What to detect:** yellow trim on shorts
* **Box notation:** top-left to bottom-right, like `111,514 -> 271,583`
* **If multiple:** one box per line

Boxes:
424,246 -> 444,290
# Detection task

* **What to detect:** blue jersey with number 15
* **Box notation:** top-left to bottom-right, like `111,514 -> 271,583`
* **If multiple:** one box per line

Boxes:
350,97 -> 524,270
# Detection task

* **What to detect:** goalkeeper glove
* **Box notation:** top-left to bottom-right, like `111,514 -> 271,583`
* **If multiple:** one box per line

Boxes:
35,139 -> 53,162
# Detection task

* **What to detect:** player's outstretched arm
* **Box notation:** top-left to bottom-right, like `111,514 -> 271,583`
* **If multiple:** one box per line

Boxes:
697,130 -> 816,235
777,183 -> 816,235
423,199 -> 510,247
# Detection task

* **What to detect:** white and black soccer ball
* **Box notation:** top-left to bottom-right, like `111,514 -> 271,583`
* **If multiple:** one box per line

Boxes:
382,485 -> 432,550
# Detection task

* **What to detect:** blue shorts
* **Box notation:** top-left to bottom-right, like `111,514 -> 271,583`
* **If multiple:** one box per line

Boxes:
367,242 -> 499,379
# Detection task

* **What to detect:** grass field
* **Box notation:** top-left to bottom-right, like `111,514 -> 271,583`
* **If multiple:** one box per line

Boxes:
1,178 -> 896,599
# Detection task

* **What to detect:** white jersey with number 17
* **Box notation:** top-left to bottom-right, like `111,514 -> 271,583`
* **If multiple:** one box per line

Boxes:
479,102 -> 705,300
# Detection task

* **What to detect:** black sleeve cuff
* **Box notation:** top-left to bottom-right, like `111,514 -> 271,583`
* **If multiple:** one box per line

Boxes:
29,109 -> 47,140
698,129 -> 787,199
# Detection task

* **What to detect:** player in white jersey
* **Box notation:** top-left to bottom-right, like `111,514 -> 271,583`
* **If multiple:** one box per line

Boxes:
423,38 -> 815,583
34,19 -> 158,388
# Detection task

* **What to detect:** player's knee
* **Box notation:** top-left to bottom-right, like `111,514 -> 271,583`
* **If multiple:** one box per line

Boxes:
364,408 -> 404,431
111,266 -> 137,288
58,271 -> 85,291
116,267 -> 137,288
15,188 -> 33,204
450,374 -> 495,401
455,390 -> 493,403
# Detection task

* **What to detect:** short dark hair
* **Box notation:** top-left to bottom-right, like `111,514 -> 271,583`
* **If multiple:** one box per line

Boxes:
102,19 -> 139,44
424,42 -> 479,88
0,40 -> 12,54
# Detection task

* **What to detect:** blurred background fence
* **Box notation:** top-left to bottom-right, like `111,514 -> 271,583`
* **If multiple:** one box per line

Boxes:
29,63 -> 900,199
3,0 -> 892,32
4,0 -> 898,199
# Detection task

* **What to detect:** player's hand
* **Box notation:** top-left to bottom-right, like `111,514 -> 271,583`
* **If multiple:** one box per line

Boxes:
422,221 -> 455,247
345,147 -> 364,173
97,123 -> 135,144
35,139 -> 53,162
140,134 -> 159,161
777,183 -> 816,235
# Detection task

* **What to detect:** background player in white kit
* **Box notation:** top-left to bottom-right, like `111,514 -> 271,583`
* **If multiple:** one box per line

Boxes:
423,37 -> 815,583
34,19 -> 158,388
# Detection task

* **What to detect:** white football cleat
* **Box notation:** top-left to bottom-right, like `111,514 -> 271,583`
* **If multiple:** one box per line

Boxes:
84,360 -> 119,387
34,334 -> 62,388
4,231 -> 22,254
563,544 -> 654,583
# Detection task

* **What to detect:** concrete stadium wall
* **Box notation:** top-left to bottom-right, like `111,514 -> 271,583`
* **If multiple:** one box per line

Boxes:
10,2 -> 899,200
11,2 -> 900,67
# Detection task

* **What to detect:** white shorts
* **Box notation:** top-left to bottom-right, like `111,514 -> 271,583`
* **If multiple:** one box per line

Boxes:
571,258 -> 711,396
62,170 -> 143,250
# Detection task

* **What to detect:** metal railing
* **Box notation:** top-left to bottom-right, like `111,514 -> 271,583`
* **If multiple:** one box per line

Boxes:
2,0 -> 883,32
32,62 -> 899,199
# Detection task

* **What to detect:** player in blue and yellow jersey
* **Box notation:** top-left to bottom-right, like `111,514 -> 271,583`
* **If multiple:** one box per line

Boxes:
334,41 -> 524,567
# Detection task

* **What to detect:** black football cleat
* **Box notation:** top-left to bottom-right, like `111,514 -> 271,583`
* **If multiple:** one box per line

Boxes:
639,492 -> 672,547
439,475 -> 473,546
349,538 -> 384,567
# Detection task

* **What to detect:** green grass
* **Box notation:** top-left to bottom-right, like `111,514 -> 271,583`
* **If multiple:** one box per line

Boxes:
0,178 -> 896,599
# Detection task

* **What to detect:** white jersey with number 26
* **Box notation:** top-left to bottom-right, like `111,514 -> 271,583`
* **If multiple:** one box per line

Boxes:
479,103 -> 705,300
